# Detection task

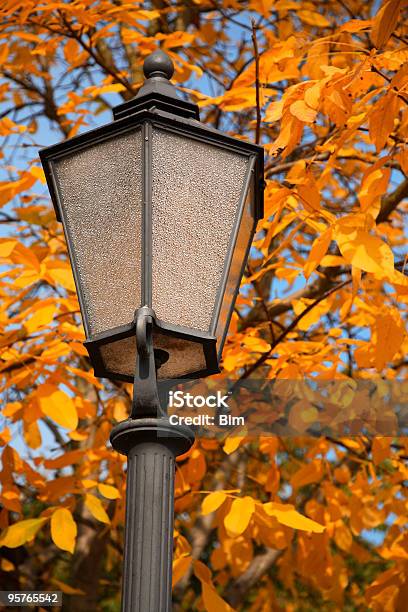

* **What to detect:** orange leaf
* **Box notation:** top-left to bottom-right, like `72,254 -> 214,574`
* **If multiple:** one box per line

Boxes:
290,100 -> 317,123
172,556 -> 192,587
374,308 -> 405,370
297,173 -> 320,212
23,421 -> 42,450
291,460 -> 323,489
334,522 -> 353,551
202,582 -> 234,612
304,228 -> 332,279
369,93 -> 399,153
371,0 -> 402,49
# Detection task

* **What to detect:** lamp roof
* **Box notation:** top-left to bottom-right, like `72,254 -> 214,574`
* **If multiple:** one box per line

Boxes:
113,50 -> 200,121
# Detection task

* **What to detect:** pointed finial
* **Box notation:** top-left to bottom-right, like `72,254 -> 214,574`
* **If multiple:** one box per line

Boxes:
143,50 -> 174,81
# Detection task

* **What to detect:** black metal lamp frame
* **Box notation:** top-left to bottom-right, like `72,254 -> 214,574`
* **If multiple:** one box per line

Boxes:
40,61 -> 264,383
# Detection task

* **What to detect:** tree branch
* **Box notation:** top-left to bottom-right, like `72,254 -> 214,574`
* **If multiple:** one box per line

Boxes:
225,547 -> 281,607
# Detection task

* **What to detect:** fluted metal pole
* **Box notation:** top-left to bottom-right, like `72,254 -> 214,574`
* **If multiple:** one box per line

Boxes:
110,417 -> 194,612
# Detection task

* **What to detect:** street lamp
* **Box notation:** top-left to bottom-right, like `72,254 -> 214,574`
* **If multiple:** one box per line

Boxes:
40,50 -> 263,611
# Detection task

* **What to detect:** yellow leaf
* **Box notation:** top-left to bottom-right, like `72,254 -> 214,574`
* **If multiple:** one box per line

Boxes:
223,432 -> 246,455
242,336 -> 270,352
320,255 -> 345,267
358,161 -> 391,219
37,384 -> 78,431
304,228 -> 332,279
202,582 -> 234,612
224,497 -> 255,537
98,483 -> 120,499
0,238 -> 17,258
269,111 -> 304,158
24,303 -> 55,334
44,450 -> 84,469
292,298 -> 331,330
297,10 -> 330,27
194,559 -> 212,584
85,494 -> 110,524
290,100 -> 317,123
82,479 -> 98,489
369,93 -> 399,153
0,518 -> 47,548
291,460 -> 323,488
297,173 -> 320,212
0,426 -> 12,446
64,38 -> 81,63
304,82 -> 322,110
374,309 -> 405,370
249,0 -> 275,18
371,0 -> 402,49
45,260 -> 76,292
112,398 -> 129,422
335,228 -> 394,277
23,420 -> 42,450
85,83 -> 126,97
172,555 -> 192,587
134,9 -> 161,20
28,166 -> 46,184
264,502 -> 325,532
51,508 -> 77,554
340,19 -> 372,32
372,437 -> 391,465
264,99 -> 284,122
201,492 -> 227,515
69,430 -> 88,441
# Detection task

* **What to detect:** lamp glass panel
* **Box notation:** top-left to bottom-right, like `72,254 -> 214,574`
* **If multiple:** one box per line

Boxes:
215,171 -> 256,352
99,332 -> 207,380
151,128 -> 249,333
52,129 -> 143,337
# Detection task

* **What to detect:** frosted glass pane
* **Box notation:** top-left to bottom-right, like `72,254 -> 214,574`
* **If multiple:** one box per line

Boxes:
53,130 -> 143,336
215,174 -> 255,349
153,331 -> 207,379
99,331 -> 207,380
99,335 -> 136,378
151,129 -> 248,332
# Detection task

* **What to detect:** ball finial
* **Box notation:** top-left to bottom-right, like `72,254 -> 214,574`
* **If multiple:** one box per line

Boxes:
143,50 -> 174,81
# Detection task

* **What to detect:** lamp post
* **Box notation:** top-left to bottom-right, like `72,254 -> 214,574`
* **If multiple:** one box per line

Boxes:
40,50 -> 264,612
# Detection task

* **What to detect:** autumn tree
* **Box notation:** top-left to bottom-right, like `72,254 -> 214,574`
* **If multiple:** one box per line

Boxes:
0,0 -> 407,610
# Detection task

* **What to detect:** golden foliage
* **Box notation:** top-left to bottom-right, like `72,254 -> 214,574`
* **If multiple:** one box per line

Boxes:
0,0 -> 407,610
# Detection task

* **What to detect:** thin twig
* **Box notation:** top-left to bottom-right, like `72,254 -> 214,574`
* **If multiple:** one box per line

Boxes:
251,20 -> 261,144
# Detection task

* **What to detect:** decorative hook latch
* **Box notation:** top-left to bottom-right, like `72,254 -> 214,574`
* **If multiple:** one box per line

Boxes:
131,306 -> 169,419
